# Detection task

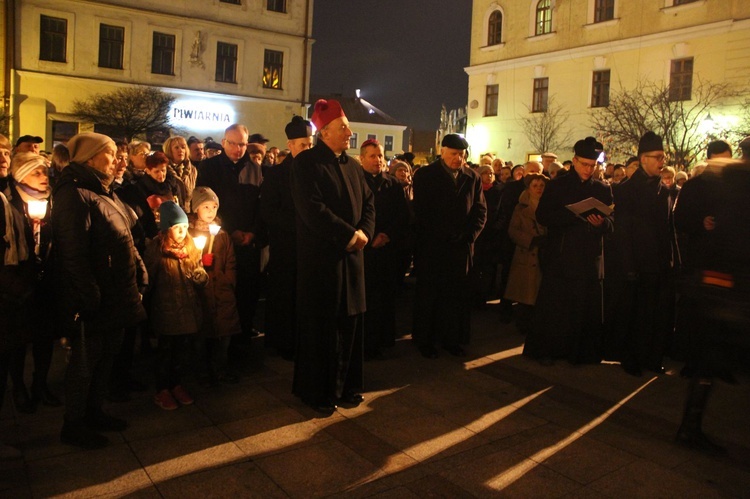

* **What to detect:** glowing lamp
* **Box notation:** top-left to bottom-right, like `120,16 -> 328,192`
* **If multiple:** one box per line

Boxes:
26,200 -> 48,220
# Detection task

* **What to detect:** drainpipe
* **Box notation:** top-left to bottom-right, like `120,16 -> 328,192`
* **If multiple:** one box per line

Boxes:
4,0 -> 15,137
301,0 -> 312,110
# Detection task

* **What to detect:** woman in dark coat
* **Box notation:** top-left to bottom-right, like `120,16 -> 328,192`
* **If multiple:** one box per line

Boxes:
52,132 -> 147,449
469,165 -> 504,307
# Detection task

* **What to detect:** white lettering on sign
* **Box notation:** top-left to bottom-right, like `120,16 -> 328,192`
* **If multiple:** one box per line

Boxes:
169,100 -> 236,130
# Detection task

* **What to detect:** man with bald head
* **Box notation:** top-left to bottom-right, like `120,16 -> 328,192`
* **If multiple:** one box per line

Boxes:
411,134 -> 487,358
290,100 -> 375,413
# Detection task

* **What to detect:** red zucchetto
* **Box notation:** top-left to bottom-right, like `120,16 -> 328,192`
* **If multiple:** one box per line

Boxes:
311,99 -> 345,131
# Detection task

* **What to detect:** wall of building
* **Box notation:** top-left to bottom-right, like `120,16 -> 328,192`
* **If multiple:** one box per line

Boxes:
466,0 -> 750,164
10,0 -> 313,147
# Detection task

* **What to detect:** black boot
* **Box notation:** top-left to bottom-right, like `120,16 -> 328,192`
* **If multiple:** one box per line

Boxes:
85,409 -> 128,432
60,419 -> 109,449
675,377 -> 725,454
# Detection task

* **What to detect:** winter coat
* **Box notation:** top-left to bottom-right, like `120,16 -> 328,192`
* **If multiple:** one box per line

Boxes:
51,162 -> 147,333
290,141 -> 375,317
189,217 -> 241,338
505,190 -> 547,305
144,235 -> 207,336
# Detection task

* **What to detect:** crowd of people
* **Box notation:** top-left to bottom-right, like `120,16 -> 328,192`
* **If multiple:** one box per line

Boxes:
1,106 -> 748,456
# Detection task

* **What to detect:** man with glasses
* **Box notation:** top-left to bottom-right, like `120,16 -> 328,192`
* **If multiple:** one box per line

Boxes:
612,132 -> 677,376
523,137 -> 613,366
197,123 -> 264,358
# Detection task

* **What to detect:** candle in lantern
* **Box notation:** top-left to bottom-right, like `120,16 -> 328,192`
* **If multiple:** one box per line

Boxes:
26,199 -> 48,220
208,223 -> 221,253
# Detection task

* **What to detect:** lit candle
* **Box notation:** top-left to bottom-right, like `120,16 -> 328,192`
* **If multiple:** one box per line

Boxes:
193,235 -> 207,251
208,223 -> 221,253
26,199 -> 48,220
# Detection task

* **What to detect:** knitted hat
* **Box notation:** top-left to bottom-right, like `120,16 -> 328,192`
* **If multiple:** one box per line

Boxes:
441,134 -> 469,150
311,99 -> 345,131
159,201 -> 188,230
191,186 -> 220,213
10,152 -> 47,183
675,171 -> 688,183
573,137 -> 604,160
637,131 -> 664,156
285,115 -> 313,139
67,132 -> 116,164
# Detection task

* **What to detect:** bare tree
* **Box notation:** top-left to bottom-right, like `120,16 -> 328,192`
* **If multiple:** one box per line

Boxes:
72,86 -> 176,142
590,78 -> 741,167
519,96 -> 573,154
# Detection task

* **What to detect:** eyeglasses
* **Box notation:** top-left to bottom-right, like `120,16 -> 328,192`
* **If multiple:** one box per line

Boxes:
224,140 -> 248,148
644,154 -> 666,162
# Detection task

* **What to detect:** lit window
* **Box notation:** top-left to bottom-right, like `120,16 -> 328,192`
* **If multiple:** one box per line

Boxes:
488,11 -> 503,45
535,0 -> 552,36
40,15 -> 67,62
384,135 -> 393,152
263,49 -> 283,89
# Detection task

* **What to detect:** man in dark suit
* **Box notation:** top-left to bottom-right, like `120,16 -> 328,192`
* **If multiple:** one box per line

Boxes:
411,134 -> 487,358
290,99 -> 375,413
260,116 -> 314,360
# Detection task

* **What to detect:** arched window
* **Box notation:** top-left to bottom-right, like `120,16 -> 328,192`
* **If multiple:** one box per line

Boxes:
535,0 -> 552,36
488,10 -> 503,45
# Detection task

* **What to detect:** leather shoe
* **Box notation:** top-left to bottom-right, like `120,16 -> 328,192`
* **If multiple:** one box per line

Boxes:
444,345 -> 466,357
622,362 -> 642,377
304,400 -> 337,415
86,411 -> 128,432
339,393 -> 364,406
648,365 -> 666,375
419,345 -> 439,359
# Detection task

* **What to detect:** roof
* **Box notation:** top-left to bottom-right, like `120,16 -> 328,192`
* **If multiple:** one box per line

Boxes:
309,95 -> 405,127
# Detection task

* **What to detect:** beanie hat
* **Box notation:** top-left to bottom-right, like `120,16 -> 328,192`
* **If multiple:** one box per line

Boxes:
638,131 -> 664,156
10,152 -> 47,183
191,186 -> 220,213
573,136 -> 604,160
675,171 -> 688,183
159,201 -> 188,230
311,99 -> 345,131
67,132 -> 116,164
441,134 -> 469,150
285,115 -> 314,139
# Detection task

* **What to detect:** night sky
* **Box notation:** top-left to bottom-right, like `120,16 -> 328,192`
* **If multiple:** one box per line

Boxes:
310,0 -> 473,132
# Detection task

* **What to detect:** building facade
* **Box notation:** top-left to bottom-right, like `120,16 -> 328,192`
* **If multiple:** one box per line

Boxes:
465,0 -> 750,164
3,0 -> 313,148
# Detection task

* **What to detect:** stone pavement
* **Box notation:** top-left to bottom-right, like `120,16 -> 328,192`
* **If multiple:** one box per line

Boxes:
1,294 -> 749,498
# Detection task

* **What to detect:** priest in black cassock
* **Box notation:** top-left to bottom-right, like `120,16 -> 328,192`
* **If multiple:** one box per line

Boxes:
290,100 -> 375,414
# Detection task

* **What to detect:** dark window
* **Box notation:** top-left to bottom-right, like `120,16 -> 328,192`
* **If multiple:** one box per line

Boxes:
535,0 -> 552,36
532,77 -> 549,113
263,49 -> 283,89
384,135 -> 394,152
98,24 -> 124,69
485,84 -> 499,116
670,58 -> 693,101
591,70 -> 610,107
215,42 -> 238,83
220,0 -> 242,4
488,11 -> 503,45
367,134 -> 377,141
349,133 -> 358,149
40,15 -> 67,62
674,0 -> 697,5
594,0 -> 615,22
267,0 -> 287,12
52,120 -> 78,145
151,32 -> 175,75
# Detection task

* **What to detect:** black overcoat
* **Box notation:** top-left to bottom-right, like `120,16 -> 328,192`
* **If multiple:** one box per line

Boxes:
290,142 -> 375,318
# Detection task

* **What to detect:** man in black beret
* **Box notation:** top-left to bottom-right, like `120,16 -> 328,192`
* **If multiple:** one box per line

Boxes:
524,136 -> 613,366
260,116 -> 314,360
606,131 -> 677,376
411,133 -> 487,358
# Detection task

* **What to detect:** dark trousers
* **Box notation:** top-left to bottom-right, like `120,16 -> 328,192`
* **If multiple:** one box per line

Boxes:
623,272 -> 675,369
234,244 -> 261,335
155,334 -> 196,391
293,313 -> 363,405
64,326 -> 124,421
412,275 -> 470,348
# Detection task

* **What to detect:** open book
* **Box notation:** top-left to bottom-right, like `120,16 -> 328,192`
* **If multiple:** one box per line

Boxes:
565,197 -> 613,222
